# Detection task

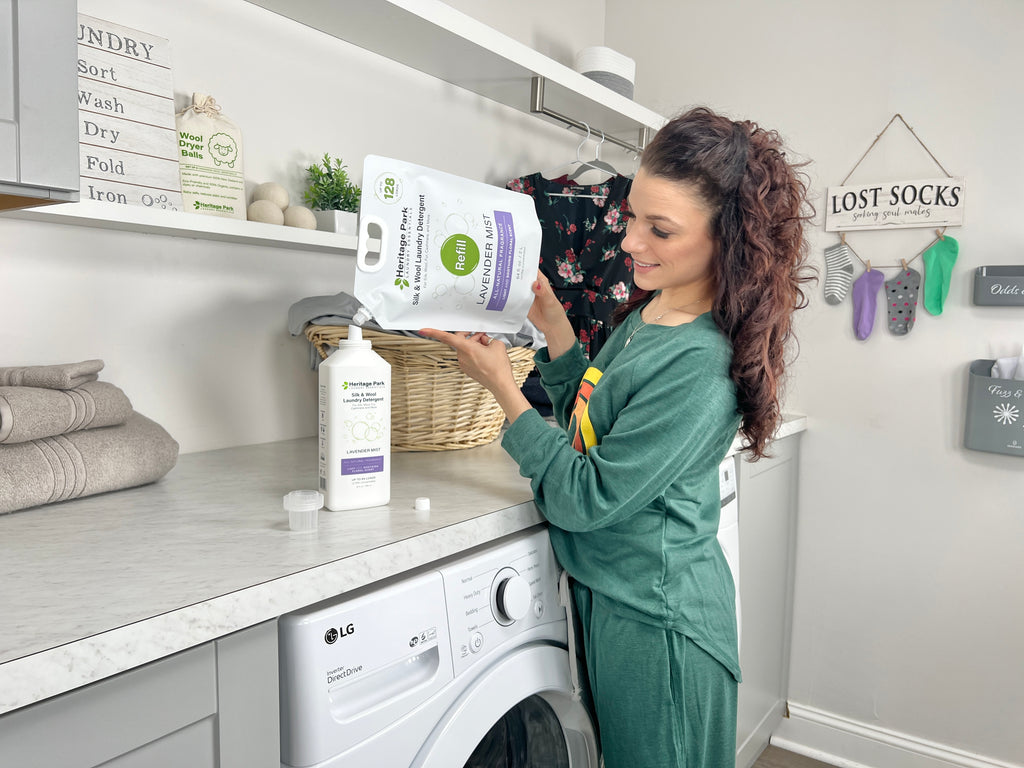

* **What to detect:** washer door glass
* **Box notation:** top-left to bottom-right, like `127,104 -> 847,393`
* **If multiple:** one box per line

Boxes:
464,694 -> 570,768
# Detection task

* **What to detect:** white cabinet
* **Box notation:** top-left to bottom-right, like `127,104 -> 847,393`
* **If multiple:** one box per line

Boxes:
0,621 -> 280,768
735,434 -> 801,768
0,0 -> 79,209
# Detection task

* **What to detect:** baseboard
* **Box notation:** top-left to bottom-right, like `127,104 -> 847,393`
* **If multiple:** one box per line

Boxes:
736,700 -> 785,768
772,703 -> 1021,768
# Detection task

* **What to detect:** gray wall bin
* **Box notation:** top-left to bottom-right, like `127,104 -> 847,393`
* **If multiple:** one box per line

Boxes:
964,359 -> 1024,456
973,266 -> 1024,305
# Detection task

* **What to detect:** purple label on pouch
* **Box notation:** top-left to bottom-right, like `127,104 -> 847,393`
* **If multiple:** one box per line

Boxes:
486,210 -> 516,311
342,456 -> 384,475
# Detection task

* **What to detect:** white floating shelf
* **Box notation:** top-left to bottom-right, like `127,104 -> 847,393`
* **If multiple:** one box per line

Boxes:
245,0 -> 666,149
5,1 -> 664,251
3,200 -> 358,253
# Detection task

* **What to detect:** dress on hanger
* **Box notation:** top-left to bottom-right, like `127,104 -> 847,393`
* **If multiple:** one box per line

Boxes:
508,172 -> 633,359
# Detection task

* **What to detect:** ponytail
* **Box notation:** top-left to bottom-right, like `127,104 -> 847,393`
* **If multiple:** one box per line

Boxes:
615,107 -> 815,459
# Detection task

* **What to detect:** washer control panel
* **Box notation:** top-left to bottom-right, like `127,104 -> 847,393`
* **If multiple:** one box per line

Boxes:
439,527 -> 561,675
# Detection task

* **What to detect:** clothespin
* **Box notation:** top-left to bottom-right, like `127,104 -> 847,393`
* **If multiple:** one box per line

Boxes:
866,260 -> 872,271
935,227 -> 946,240
901,258 -> 909,271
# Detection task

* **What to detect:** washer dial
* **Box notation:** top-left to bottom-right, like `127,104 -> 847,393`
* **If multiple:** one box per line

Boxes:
491,567 -> 531,625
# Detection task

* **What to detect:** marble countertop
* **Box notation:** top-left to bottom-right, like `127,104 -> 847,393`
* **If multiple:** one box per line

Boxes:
0,414 -> 805,715
0,436 -> 542,715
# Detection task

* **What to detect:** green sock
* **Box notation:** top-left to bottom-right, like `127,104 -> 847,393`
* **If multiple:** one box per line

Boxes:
922,235 -> 958,315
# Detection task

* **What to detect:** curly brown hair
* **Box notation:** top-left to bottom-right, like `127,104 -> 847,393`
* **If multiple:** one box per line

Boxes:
614,107 -> 815,459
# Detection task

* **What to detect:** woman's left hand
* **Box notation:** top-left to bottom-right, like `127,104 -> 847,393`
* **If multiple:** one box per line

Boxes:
418,329 -> 533,424
417,329 -> 512,393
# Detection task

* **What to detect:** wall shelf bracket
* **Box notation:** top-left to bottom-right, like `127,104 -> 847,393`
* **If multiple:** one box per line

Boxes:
530,76 -> 650,155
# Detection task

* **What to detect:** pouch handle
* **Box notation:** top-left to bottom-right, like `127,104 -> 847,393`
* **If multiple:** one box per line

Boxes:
356,214 -> 387,273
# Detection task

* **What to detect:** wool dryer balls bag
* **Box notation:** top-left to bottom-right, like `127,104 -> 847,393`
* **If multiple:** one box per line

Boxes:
176,93 -> 246,219
354,156 -> 542,333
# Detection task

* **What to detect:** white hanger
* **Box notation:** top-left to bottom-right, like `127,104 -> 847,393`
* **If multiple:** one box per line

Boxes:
567,130 -> 617,182
543,124 -> 618,198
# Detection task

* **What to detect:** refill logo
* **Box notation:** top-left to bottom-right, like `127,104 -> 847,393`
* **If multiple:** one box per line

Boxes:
440,234 -> 480,276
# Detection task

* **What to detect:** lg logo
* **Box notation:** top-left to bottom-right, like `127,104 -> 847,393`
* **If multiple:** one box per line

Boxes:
324,624 -> 356,644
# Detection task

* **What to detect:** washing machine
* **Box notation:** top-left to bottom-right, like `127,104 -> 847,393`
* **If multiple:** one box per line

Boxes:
278,525 -> 599,767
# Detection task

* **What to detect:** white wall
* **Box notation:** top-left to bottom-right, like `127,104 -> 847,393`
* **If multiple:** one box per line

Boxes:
0,0 -> 615,454
606,1 -> 1024,766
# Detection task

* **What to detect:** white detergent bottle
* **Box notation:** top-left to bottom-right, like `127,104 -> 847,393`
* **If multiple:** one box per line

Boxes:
318,325 -> 391,511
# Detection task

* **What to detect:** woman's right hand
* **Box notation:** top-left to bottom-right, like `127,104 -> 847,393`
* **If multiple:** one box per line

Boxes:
528,271 -> 577,359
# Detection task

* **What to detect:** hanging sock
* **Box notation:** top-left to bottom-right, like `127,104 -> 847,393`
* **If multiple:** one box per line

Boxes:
852,268 -> 885,340
922,235 -> 959,315
823,242 -> 855,305
885,266 -> 921,335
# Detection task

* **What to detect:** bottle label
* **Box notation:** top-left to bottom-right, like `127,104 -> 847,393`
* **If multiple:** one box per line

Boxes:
342,456 -> 385,475
334,376 -> 388,488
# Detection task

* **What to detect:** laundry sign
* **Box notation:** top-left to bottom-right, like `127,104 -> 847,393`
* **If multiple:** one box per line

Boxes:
77,15 -> 183,210
824,176 -> 965,232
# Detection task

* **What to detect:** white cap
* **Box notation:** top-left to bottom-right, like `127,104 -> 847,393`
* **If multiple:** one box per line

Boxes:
340,323 -> 370,348
414,497 -> 430,512
284,490 -> 323,512
352,306 -> 373,326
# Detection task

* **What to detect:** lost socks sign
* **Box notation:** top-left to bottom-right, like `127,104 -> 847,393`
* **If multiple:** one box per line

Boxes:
825,177 -> 965,232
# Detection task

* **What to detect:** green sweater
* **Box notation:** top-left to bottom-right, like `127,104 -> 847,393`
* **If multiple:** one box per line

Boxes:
502,309 -> 743,679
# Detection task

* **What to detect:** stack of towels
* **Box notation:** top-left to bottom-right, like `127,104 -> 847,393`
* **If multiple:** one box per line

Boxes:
0,360 -> 179,514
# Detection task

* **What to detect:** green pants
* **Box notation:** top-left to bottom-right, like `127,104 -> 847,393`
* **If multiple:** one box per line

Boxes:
572,582 -> 737,768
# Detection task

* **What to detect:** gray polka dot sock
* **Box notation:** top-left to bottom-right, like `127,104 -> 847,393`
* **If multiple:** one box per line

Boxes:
885,267 -> 921,335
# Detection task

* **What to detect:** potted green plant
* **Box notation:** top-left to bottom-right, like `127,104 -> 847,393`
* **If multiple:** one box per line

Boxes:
303,153 -> 361,234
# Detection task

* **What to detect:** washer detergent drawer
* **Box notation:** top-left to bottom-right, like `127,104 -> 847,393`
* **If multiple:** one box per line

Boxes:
279,571 -> 454,767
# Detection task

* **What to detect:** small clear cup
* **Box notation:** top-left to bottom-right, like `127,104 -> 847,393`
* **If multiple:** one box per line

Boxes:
284,490 -> 323,532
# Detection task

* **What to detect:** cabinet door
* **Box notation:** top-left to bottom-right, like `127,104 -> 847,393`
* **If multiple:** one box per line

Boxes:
0,644 -> 217,767
735,435 -> 800,768
0,0 -> 78,206
216,620 -> 281,768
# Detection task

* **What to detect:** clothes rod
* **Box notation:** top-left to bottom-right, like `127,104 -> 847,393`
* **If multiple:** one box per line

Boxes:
530,76 -> 650,154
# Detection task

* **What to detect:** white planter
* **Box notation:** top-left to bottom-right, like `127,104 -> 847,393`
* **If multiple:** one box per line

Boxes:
313,209 -> 358,235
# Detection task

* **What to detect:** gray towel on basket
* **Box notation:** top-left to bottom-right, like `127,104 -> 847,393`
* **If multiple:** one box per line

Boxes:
0,382 -> 134,444
0,359 -> 105,389
288,291 -> 544,368
0,411 -> 179,514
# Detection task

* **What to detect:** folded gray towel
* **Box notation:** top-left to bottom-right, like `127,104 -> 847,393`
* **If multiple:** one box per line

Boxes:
0,382 -> 134,444
0,411 -> 179,514
0,360 -> 105,389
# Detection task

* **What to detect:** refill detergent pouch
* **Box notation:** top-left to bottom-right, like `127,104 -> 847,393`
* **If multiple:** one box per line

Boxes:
354,155 -> 541,332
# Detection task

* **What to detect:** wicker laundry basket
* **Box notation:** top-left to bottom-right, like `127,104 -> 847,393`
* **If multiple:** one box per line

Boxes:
306,325 -> 536,452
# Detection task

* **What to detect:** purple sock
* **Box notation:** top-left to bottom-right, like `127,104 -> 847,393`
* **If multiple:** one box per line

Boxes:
852,269 -> 885,340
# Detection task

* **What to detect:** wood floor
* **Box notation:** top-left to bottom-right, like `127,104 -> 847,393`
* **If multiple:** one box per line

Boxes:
752,745 -> 837,768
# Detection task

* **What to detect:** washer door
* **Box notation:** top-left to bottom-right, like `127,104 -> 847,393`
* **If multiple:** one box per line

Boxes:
412,644 -> 599,768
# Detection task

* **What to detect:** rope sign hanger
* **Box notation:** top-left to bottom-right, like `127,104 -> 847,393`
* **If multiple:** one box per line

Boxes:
841,113 -> 952,186
840,227 -> 947,272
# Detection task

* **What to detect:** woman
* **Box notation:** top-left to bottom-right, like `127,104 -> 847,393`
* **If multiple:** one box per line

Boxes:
421,106 -> 813,768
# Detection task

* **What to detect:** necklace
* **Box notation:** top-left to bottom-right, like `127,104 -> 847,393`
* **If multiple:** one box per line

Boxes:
624,295 -> 709,346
